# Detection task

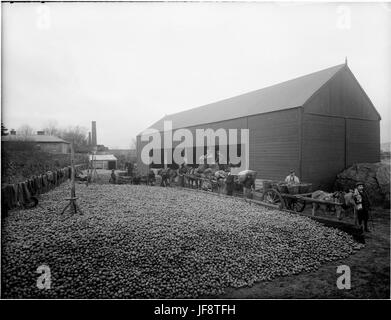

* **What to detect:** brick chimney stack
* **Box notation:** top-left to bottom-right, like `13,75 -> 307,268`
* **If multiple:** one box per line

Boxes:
91,121 -> 97,146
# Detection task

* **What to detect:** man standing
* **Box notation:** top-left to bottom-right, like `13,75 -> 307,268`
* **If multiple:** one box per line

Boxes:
354,182 -> 371,232
147,169 -> 156,186
109,169 -> 116,184
126,162 -> 134,177
132,164 -> 140,185
285,170 -> 300,184
243,175 -> 255,199
225,173 -> 235,196
178,163 -> 187,187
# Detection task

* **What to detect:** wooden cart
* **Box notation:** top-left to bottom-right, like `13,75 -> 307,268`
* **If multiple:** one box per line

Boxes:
263,182 -> 343,213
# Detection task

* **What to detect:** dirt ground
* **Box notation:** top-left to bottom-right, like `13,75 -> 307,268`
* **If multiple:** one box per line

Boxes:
214,206 -> 390,299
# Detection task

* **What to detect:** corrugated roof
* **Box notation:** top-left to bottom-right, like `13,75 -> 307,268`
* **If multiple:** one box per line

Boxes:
89,154 -> 117,161
2,134 -> 70,143
145,64 -> 345,133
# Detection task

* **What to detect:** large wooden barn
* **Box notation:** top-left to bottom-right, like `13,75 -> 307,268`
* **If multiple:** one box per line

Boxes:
137,63 -> 381,190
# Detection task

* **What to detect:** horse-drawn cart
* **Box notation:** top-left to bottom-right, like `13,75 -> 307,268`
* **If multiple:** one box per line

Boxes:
263,182 -> 309,212
263,182 -> 344,214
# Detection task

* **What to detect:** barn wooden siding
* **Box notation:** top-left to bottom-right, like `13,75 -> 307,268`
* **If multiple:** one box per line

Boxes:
175,117 -> 248,170
137,109 -> 300,180
301,66 -> 381,190
137,117 -> 249,175
346,119 -> 380,166
301,113 -> 346,190
136,135 -> 150,175
303,66 -> 379,120
248,108 -> 300,181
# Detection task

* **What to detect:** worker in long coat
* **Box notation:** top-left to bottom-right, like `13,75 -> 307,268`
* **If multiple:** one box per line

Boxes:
225,173 -> 235,196
354,182 -> 371,232
242,175 -> 255,199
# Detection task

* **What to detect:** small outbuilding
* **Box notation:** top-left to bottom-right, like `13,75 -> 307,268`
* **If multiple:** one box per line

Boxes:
2,131 -> 70,154
89,154 -> 117,170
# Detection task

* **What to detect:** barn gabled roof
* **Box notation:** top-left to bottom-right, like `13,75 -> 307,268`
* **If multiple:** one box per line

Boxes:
144,64 -> 346,133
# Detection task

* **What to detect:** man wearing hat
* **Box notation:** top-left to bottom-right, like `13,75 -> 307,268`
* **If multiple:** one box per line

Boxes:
354,182 -> 371,232
285,170 -> 300,184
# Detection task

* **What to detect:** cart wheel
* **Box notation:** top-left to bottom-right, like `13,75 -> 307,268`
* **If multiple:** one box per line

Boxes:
264,189 -> 284,209
291,199 -> 306,212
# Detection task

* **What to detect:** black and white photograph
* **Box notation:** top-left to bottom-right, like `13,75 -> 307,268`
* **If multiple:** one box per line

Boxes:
0,0 -> 390,308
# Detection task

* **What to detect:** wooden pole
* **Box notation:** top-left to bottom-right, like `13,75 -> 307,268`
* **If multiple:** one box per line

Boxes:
70,142 -> 76,211
60,141 -> 83,215
90,149 -> 99,182
71,142 -> 75,193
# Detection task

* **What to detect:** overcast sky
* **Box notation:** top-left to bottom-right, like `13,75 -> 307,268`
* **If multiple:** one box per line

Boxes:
1,1 -> 390,148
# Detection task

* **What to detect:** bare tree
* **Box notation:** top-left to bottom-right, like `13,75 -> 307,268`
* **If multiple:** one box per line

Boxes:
43,120 -> 60,136
59,125 -> 88,150
130,137 -> 137,150
18,124 -> 35,139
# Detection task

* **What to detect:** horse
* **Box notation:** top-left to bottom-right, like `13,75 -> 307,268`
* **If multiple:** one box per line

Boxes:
332,190 -> 358,224
311,190 -> 343,219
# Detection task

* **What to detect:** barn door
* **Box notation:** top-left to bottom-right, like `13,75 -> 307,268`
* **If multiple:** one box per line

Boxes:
346,119 -> 380,167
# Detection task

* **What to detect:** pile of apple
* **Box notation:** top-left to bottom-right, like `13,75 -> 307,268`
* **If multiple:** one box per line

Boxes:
1,183 -> 362,298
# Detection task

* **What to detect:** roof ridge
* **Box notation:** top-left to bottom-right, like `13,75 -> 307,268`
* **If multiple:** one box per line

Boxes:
142,63 -> 346,133
162,64 -> 345,119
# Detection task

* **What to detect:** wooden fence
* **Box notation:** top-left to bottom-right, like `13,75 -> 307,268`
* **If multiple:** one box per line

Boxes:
1,163 -> 87,216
